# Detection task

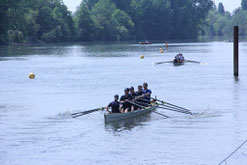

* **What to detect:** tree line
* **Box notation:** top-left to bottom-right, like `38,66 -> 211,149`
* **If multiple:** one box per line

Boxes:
204,0 -> 247,38
0,0 -> 75,44
0,0 -> 245,44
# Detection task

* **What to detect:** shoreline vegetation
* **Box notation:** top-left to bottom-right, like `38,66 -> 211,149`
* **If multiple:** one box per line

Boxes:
0,0 -> 247,45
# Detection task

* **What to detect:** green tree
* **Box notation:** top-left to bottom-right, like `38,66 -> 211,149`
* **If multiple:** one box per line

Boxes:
74,2 -> 95,41
0,0 -> 28,43
112,9 -> 134,40
231,10 -> 247,36
91,0 -> 118,40
218,2 -> 225,15
242,0 -> 247,10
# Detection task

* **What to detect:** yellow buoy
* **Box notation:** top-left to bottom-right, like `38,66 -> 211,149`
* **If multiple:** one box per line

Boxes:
160,50 -> 164,53
140,55 -> 144,59
29,73 -> 35,79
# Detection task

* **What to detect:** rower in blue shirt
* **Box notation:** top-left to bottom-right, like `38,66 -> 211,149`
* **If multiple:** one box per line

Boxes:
142,82 -> 152,103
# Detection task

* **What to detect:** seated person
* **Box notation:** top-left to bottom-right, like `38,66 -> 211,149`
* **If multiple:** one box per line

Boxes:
106,95 -> 120,113
142,82 -> 152,104
120,88 -> 130,113
129,86 -> 136,111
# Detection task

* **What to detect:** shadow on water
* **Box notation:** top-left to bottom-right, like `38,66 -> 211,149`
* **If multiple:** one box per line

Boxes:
104,113 -> 152,133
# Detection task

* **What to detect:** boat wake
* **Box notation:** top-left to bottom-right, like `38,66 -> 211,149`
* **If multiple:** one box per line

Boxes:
189,108 -> 229,119
47,108 -> 72,120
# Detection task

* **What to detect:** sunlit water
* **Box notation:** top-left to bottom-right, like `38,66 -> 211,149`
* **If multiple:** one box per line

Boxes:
0,42 -> 247,165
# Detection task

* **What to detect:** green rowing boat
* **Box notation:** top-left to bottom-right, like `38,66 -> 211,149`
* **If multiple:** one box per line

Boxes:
104,106 -> 156,123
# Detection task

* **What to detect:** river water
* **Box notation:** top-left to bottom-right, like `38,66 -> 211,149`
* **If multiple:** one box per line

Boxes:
0,42 -> 247,165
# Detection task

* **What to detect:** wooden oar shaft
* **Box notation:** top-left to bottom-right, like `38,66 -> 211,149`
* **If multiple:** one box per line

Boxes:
129,101 -> 169,118
185,60 -> 201,63
71,107 -> 105,116
154,61 -> 173,65
128,100 -> 147,109
138,98 -> 190,113
156,103 -> 190,113
153,111 -> 169,118
157,106 -> 192,115
71,107 -> 105,118
150,97 -> 191,112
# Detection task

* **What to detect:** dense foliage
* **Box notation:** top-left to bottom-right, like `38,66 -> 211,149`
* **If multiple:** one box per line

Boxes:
1,0 -> 246,44
0,0 -> 75,44
205,0 -> 247,37
74,0 -> 213,41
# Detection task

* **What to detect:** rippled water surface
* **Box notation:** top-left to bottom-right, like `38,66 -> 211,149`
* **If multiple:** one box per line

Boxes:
0,42 -> 247,165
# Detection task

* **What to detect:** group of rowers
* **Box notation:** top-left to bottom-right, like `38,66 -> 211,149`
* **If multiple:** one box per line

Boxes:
106,82 -> 153,113
174,53 -> 185,63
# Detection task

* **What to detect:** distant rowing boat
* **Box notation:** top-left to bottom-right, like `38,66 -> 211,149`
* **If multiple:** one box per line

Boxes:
139,41 -> 152,45
173,59 -> 184,66
104,106 -> 156,123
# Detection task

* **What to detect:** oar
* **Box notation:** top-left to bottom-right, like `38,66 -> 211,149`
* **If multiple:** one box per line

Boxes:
155,104 -> 192,115
150,97 -> 192,112
153,61 -> 173,65
71,107 -> 105,118
155,102 -> 191,113
185,60 -> 207,65
153,111 -> 169,118
138,98 -> 190,113
141,97 -> 191,113
134,101 -> 192,115
128,100 -> 169,118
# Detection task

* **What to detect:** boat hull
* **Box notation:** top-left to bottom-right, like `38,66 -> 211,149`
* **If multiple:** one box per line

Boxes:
139,42 -> 152,45
173,59 -> 184,66
104,106 -> 156,123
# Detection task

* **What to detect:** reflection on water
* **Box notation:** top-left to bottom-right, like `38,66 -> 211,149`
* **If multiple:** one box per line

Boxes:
234,75 -> 239,82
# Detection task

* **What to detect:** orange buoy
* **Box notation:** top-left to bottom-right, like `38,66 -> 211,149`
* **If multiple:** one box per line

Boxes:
29,73 -> 35,79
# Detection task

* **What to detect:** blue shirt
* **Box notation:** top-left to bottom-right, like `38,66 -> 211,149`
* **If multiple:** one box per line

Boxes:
143,89 -> 152,100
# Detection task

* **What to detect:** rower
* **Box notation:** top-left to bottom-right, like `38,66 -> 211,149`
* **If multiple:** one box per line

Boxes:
174,54 -> 179,63
120,88 -> 130,113
177,53 -> 184,63
129,86 -> 136,111
134,85 -> 146,107
142,82 -> 152,104
180,53 -> 185,62
129,86 -> 136,100
106,95 -> 120,113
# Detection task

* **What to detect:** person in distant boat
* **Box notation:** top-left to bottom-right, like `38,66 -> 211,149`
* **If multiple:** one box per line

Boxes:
142,82 -> 152,103
106,95 -> 120,113
174,53 -> 184,63
120,88 -> 130,113
180,53 -> 184,62
178,53 -> 184,63
174,54 -> 179,63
